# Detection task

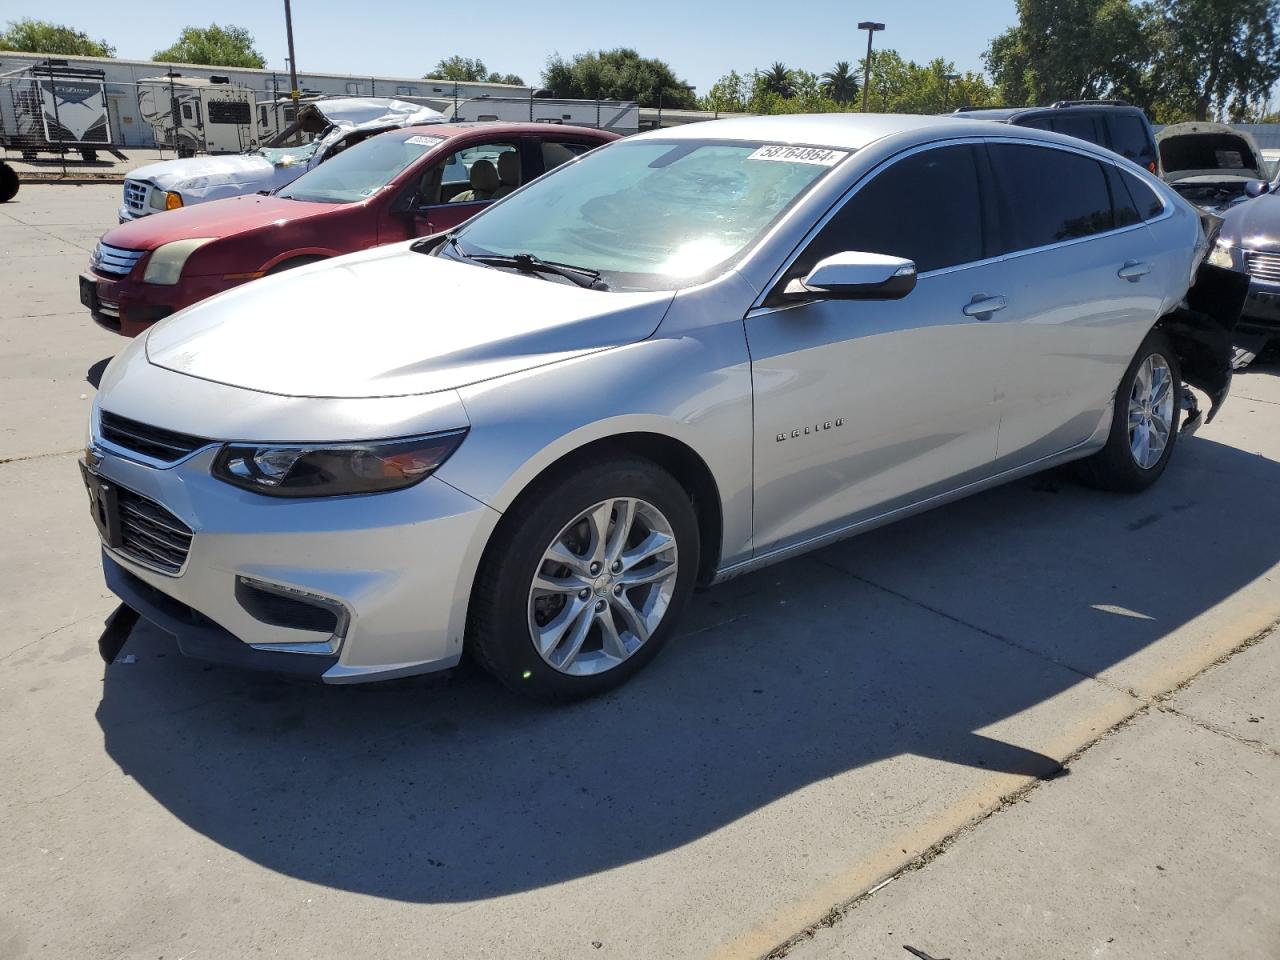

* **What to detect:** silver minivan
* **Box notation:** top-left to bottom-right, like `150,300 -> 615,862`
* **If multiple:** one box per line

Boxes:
85,114 -> 1243,700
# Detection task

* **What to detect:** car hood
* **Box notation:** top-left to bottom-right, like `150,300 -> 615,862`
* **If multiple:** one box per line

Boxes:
1157,122 -> 1267,183
102,194 -> 342,250
127,154 -> 292,200
144,244 -> 677,399
1218,189 -> 1280,253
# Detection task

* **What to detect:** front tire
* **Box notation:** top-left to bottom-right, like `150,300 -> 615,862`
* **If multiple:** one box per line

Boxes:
1076,329 -> 1181,492
468,455 -> 699,702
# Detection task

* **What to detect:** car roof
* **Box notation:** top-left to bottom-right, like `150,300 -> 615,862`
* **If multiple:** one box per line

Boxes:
630,112 -> 1096,152
953,104 -> 1146,123
393,121 -> 615,141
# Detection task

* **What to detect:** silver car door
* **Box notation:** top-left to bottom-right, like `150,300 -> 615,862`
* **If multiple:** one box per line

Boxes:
745,142 -> 1009,555
983,141 -> 1166,465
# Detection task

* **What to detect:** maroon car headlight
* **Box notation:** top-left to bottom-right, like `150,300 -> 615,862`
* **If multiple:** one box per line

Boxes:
212,430 -> 468,497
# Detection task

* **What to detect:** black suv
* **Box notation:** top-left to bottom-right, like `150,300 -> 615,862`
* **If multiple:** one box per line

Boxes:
952,101 -> 1160,174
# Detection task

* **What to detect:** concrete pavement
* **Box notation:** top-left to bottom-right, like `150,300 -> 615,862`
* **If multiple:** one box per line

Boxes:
0,184 -> 1277,960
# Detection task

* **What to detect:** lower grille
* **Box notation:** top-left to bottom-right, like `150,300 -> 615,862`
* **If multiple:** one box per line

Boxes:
100,411 -> 211,463
97,299 -> 119,318
116,487 -> 193,574
1244,250 -> 1280,284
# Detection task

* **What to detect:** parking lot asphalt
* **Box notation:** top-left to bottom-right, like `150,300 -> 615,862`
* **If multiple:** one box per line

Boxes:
2,184 -> 1278,960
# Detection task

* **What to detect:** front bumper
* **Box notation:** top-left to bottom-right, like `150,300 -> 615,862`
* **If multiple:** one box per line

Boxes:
1239,281 -> 1280,335
79,269 -> 237,337
86,439 -> 499,683
117,204 -> 149,223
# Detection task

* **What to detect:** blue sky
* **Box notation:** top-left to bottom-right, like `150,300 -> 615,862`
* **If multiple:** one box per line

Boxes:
13,0 -> 1019,91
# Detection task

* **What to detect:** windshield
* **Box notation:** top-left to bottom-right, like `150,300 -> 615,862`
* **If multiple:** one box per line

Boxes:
257,142 -> 320,167
450,139 -> 849,290
278,132 -> 444,203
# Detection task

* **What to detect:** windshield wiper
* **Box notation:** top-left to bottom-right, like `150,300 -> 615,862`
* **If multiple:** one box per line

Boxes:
412,236 -> 607,290
468,252 -> 608,290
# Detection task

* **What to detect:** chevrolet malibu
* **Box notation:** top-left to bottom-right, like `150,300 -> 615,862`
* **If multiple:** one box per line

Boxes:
84,114 -> 1244,701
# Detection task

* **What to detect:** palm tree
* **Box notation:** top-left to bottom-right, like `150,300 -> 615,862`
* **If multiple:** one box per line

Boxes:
763,62 -> 795,99
820,61 -> 859,104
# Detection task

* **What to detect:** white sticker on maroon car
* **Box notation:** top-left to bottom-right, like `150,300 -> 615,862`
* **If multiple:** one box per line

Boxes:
747,145 -> 848,166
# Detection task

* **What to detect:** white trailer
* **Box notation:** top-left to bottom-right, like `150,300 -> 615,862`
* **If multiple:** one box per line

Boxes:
0,60 -> 124,160
136,74 -> 259,156
439,96 -> 639,135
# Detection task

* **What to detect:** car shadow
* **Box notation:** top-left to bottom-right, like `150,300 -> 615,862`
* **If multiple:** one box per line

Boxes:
96,433 -> 1280,904
86,357 -> 112,389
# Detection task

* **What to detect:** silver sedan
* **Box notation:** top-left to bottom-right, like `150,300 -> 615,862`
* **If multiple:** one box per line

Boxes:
84,113 -> 1243,700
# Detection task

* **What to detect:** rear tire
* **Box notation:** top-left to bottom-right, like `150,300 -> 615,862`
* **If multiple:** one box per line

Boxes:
1075,329 -> 1181,492
468,455 -> 699,702
0,162 -> 17,203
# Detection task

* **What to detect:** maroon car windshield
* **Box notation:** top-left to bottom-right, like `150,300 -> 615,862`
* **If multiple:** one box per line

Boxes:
278,133 -> 444,204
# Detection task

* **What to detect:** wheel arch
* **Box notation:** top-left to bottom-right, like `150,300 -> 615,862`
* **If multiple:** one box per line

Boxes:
477,431 -> 725,587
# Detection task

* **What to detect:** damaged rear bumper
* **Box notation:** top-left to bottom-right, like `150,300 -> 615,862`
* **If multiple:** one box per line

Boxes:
1160,263 -> 1251,424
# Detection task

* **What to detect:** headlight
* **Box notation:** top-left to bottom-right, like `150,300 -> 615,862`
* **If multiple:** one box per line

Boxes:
1207,239 -> 1235,269
147,189 -> 183,211
143,238 -> 215,285
211,431 -> 468,497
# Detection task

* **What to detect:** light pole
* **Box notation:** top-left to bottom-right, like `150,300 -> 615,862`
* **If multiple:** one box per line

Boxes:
942,72 -> 961,112
858,21 -> 885,112
283,0 -> 300,102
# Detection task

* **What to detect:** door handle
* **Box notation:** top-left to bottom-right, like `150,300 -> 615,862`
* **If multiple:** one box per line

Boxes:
1118,260 -> 1151,281
962,294 -> 1007,319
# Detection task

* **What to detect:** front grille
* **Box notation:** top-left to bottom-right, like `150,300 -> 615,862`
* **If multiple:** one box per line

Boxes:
116,486 -> 193,574
92,242 -> 146,277
1244,250 -> 1280,284
100,411 -> 211,463
123,180 -> 149,213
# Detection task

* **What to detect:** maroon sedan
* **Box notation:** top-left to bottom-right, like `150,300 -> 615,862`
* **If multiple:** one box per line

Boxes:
80,122 -> 618,336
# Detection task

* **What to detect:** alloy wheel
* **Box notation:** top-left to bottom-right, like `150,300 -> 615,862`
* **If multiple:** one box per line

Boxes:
1127,353 -> 1175,470
527,497 -> 679,676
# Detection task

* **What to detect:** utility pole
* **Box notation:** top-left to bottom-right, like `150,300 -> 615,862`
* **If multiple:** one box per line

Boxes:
283,0 -> 300,103
858,21 -> 885,112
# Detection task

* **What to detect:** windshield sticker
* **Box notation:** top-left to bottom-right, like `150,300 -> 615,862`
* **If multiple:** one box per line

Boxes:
747,145 -> 848,166
405,135 -> 443,146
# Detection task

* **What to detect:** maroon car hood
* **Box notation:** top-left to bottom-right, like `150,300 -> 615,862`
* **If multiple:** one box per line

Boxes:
102,195 -> 344,250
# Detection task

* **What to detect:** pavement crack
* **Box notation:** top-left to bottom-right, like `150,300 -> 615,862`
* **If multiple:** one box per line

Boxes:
0,448 -> 81,467
762,705 -> 1152,959
1156,703 -> 1280,760
0,611 -> 102,665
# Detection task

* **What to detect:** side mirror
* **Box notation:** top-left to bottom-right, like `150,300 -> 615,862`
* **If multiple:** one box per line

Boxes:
1245,179 -> 1270,198
783,251 -> 917,301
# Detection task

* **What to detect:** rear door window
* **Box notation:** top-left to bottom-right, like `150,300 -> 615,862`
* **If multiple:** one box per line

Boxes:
540,139 -> 592,174
988,143 -> 1114,252
1049,114 -> 1103,146
1106,114 -> 1154,165
784,143 -> 987,282
1116,167 -> 1165,221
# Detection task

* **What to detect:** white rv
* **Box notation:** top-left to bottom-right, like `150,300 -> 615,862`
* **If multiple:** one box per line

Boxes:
0,60 -> 118,161
136,74 -> 259,156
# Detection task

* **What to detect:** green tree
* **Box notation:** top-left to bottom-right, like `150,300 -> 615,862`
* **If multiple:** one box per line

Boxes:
761,62 -> 795,98
542,48 -> 696,107
820,61 -> 859,103
861,50 -> 1000,113
984,0 -> 1158,108
153,24 -> 265,69
700,70 -> 750,113
1153,0 -> 1280,120
0,18 -> 114,57
430,56 -> 489,81
429,56 -> 523,85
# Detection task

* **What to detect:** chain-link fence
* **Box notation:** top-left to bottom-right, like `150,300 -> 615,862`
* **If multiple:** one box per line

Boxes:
0,64 -> 641,178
